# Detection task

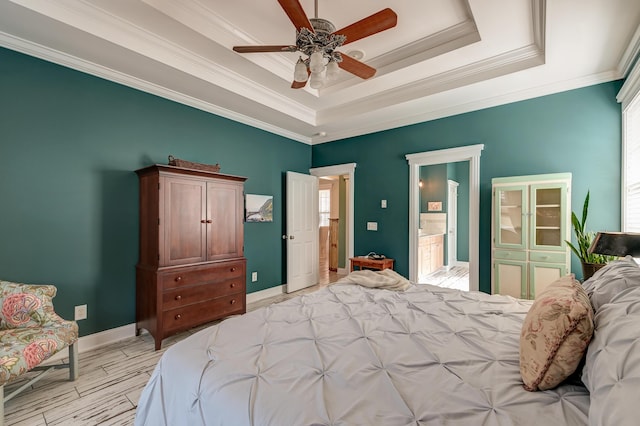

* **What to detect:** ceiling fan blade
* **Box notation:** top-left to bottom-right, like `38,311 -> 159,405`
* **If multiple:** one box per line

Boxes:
233,45 -> 297,53
277,0 -> 313,32
291,80 -> 307,89
338,54 -> 376,79
334,8 -> 398,45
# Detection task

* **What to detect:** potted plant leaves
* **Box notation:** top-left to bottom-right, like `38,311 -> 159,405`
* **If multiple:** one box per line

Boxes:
566,191 -> 616,280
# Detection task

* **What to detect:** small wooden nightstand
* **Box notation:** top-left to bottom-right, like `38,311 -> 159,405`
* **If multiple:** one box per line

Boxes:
349,257 -> 395,272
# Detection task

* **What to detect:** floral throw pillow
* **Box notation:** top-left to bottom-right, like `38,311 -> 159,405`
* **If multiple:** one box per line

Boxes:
0,281 -> 57,328
519,275 -> 594,391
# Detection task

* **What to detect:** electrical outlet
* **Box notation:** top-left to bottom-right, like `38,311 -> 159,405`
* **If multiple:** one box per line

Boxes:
367,222 -> 378,231
251,271 -> 258,282
74,304 -> 87,321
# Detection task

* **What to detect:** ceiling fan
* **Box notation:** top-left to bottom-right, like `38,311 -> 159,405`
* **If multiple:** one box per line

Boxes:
232,0 -> 397,89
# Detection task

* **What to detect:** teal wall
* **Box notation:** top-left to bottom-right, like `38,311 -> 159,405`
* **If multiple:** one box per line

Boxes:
421,161 -> 470,263
420,164 -> 448,213
0,47 -> 311,336
0,45 -> 624,336
312,81 -> 622,292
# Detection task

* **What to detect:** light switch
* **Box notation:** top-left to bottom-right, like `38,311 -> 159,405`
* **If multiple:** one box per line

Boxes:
381,200 -> 387,208
367,222 -> 378,231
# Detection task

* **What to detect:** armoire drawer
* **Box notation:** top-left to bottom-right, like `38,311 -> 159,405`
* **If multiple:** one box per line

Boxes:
162,279 -> 245,310
160,260 -> 245,290
529,251 -> 566,263
162,293 -> 245,333
493,250 -> 527,262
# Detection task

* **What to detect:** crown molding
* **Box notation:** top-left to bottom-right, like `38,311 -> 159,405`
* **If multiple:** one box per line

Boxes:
0,31 -> 312,144
617,55 -> 640,109
318,44 -> 544,125
8,0 -> 317,124
314,70 -> 619,144
532,0 -> 546,51
366,20 -> 480,74
143,0 -> 299,85
617,23 -> 640,79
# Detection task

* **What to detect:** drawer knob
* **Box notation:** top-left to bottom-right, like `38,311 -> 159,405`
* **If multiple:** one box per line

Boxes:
175,276 -> 182,282
175,314 -> 182,320
230,267 -> 237,272
206,219 -> 213,223
175,295 -> 182,301
230,299 -> 236,305
230,283 -> 236,288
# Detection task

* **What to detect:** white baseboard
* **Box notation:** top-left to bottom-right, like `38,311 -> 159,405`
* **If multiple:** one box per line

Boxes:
44,323 -> 136,365
337,267 -> 349,275
246,285 -> 285,304
44,284 -> 309,365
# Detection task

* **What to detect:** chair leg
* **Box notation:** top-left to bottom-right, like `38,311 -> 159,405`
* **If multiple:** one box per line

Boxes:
69,342 -> 78,381
1,383 -> 4,426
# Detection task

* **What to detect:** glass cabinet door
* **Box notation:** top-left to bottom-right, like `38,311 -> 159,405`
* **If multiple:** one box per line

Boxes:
494,186 -> 527,249
530,183 -> 567,251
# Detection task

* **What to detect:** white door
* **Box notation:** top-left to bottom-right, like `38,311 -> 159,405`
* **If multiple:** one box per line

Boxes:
285,171 -> 319,293
447,180 -> 459,266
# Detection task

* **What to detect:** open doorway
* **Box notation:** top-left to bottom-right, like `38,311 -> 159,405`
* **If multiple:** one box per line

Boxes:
406,145 -> 484,292
310,163 -> 356,285
416,163 -> 470,291
318,176 -> 345,285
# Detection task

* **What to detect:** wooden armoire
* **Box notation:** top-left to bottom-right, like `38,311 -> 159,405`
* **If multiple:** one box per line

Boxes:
135,164 -> 247,350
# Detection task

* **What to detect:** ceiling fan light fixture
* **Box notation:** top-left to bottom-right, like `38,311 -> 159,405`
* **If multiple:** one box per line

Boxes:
326,60 -> 339,81
309,50 -> 325,73
232,2 -> 397,90
309,71 -> 325,89
294,57 -> 309,82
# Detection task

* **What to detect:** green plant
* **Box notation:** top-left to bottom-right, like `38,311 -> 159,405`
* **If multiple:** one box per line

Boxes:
565,191 -> 616,264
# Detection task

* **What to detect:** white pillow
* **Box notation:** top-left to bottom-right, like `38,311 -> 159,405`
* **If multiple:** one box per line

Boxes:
581,284 -> 640,425
581,256 -> 640,311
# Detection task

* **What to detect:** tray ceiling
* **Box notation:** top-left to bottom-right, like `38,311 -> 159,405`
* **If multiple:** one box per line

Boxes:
1,0 -> 639,144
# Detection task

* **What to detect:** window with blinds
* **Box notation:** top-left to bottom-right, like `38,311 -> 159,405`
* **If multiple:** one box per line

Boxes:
319,189 -> 331,227
624,96 -> 640,232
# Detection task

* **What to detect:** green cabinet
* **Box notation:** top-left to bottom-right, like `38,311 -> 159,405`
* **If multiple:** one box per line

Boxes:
492,173 -> 571,299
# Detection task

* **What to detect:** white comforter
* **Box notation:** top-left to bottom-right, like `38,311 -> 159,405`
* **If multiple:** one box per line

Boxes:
135,282 -> 590,425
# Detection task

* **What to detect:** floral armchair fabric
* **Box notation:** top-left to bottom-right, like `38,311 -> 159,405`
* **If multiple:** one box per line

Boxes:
0,281 -> 78,386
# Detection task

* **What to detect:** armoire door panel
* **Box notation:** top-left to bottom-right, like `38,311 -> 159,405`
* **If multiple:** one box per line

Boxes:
207,181 -> 244,260
162,177 -> 207,266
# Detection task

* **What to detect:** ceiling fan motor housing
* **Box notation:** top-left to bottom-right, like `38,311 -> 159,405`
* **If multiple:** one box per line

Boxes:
309,18 -> 335,34
296,18 -> 345,63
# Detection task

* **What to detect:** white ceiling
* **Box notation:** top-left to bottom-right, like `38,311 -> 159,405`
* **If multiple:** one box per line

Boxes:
1,0 -> 639,144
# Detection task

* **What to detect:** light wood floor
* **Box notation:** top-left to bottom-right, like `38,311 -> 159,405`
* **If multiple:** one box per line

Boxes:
3,267 -> 342,425
420,265 -> 470,291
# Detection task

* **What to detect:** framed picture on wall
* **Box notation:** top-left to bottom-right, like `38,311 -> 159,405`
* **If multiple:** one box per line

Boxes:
245,194 -> 273,222
428,201 -> 442,211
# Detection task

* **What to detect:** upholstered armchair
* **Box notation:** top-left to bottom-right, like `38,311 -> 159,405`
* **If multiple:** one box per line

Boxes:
0,280 -> 79,424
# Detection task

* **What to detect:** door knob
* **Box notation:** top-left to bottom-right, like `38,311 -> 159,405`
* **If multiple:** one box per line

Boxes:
282,235 -> 288,240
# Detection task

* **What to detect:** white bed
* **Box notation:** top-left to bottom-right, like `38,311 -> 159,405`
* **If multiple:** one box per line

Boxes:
135,260 -> 640,425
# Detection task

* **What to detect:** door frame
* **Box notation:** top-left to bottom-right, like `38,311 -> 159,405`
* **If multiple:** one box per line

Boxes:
310,163 -> 356,271
447,179 -> 459,267
406,145 -> 484,291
